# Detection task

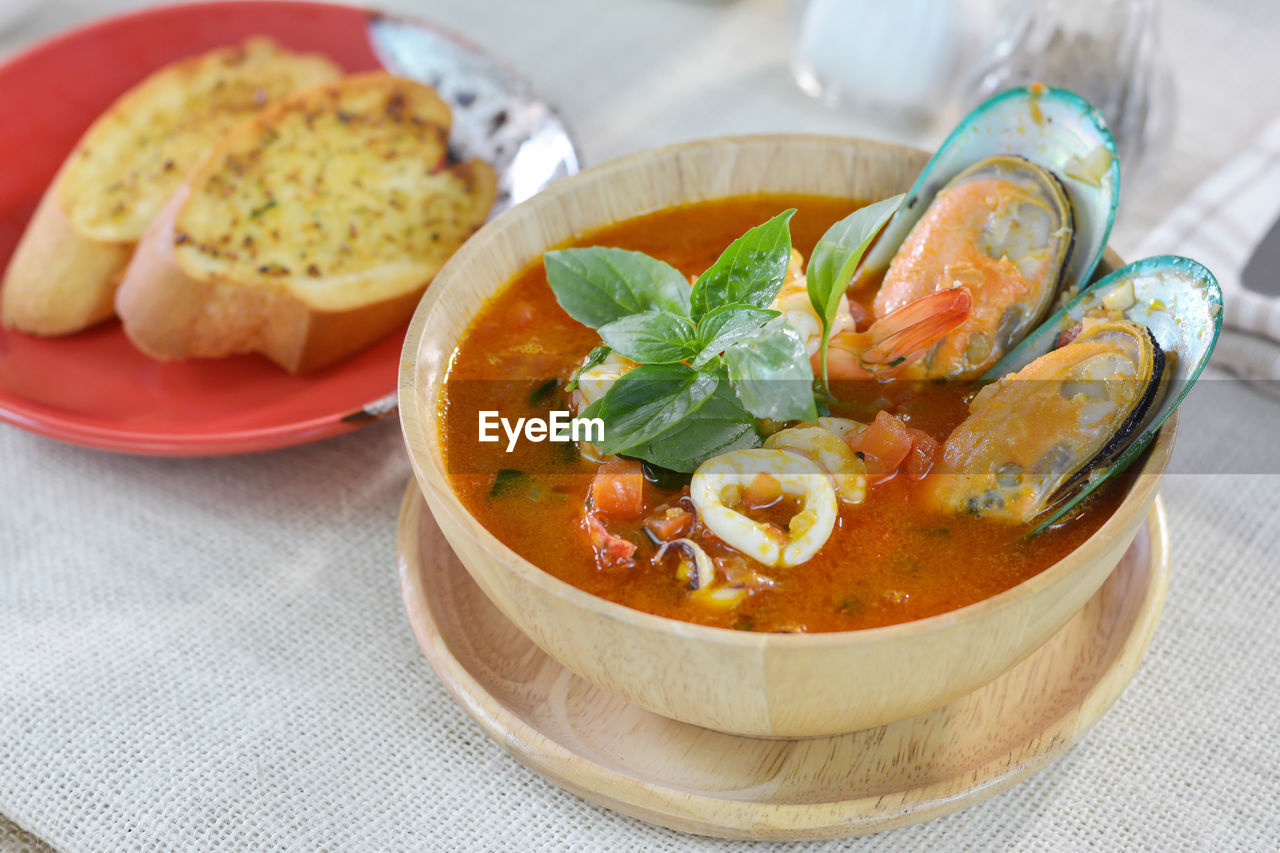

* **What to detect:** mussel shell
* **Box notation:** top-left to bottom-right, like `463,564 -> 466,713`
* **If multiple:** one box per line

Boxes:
875,153 -> 1076,378
984,256 -> 1222,383
1055,323 -> 1166,498
933,319 -> 1164,524
863,85 -> 1119,305
983,255 -> 1222,532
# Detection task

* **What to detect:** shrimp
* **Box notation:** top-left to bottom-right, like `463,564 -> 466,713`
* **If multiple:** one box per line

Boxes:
570,350 -> 637,414
689,449 -> 838,567
773,250 -> 859,358
873,162 -> 1073,379
570,350 -> 637,461
827,287 -> 973,380
769,267 -> 972,382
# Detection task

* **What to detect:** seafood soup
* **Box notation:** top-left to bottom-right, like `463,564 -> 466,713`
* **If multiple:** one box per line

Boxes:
438,194 -> 1139,634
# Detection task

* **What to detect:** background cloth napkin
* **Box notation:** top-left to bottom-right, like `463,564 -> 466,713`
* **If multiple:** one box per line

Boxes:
1135,111 -> 1280,387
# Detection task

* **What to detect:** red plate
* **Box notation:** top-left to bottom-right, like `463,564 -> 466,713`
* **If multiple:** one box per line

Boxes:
0,2 -> 489,454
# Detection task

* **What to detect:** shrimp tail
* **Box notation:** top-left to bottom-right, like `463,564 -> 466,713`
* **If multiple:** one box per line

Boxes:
859,286 -> 972,372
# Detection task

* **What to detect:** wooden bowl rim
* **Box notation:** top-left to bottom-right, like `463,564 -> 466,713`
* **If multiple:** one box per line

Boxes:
399,133 -> 1174,649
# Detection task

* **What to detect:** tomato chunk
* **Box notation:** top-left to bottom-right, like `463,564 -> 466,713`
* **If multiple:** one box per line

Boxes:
903,427 -> 938,480
589,459 -> 646,521
850,411 -> 913,483
741,473 -> 783,510
586,513 -> 636,572
645,507 -> 693,542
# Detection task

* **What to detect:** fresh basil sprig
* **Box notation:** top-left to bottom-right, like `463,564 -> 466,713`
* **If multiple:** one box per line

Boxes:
564,345 -> 610,393
722,317 -> 815,422
689,211 -> 795,318
598,310 -> 697,364
627,381 -> 760,472
805,194 -> 904,392
592,363 -> 719,454
691,304 -> 780,368
546,208 -> 826,472
545,247 -> 691,327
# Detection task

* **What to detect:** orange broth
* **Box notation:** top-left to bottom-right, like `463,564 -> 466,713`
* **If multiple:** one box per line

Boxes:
439,195 -> 1129,633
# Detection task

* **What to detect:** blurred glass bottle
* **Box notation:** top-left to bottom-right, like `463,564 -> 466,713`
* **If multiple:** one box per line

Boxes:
791,0 -> 978,129
964,0 -> 1173,185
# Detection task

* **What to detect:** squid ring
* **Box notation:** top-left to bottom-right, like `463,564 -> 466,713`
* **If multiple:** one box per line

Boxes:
764,425 -> 867,504
689,449 -> 838,568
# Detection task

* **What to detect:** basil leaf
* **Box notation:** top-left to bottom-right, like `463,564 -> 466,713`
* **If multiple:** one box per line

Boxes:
805,195 -> 903,389
632,379 -> 762,473
528,378 -> 560,406
564,345 -> 611,393
598,310 -> 697,364
691,303 -> 779,368
723,317 -> 817,422
545,247 -> 691,329
489,469 -> 529,498
639,461 -> 693,491
595,363 -> 718,455
578,397 -> 604,422
689,210 -> 796,320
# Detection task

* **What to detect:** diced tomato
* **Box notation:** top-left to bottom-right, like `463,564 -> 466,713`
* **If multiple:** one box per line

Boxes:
586,513 -> 636,572
903,427 -> 939,480
589,459 -> 646,521
850,411 -> 914,483
645,507 -> 693,542
741,473 -> 783,510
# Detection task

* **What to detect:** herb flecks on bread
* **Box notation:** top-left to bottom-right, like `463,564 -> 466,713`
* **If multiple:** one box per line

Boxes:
1,38 -> 341,336
116,72 -> 498,373
59,38 -> 342,245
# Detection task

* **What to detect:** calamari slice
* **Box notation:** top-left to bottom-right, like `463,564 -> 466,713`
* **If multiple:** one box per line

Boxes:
655,538 -> 771,610
816,416 -> 868,445
690,449 -> 837,567
763,425 -> 867,504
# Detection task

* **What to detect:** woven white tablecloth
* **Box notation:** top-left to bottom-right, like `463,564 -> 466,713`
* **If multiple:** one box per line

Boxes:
3,1 -> 1280,850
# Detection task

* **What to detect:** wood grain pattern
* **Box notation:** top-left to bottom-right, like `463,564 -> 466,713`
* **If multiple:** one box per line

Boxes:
398,135 -> 1176,737
397,485 -> 1169,840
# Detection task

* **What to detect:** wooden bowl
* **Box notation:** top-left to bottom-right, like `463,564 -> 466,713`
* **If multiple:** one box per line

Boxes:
399,135 -> 1174,738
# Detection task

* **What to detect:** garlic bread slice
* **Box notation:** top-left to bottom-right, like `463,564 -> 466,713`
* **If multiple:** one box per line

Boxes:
1,38 -> 341,335
116,72 -> 498,373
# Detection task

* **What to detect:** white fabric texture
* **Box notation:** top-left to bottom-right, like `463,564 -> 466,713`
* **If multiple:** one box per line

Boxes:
3,0 -> 1280,850
1135,112 -> 1280,372
2,372 -> 1279,852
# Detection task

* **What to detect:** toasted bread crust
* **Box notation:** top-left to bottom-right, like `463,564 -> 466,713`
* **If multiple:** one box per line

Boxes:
1,38 -> 341,336
1,166 -> 132,335
117,185 -> 430,373
117,73 -> 497,373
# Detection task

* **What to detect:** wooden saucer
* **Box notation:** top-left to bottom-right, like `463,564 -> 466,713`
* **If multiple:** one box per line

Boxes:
396,484 -> 1169,840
